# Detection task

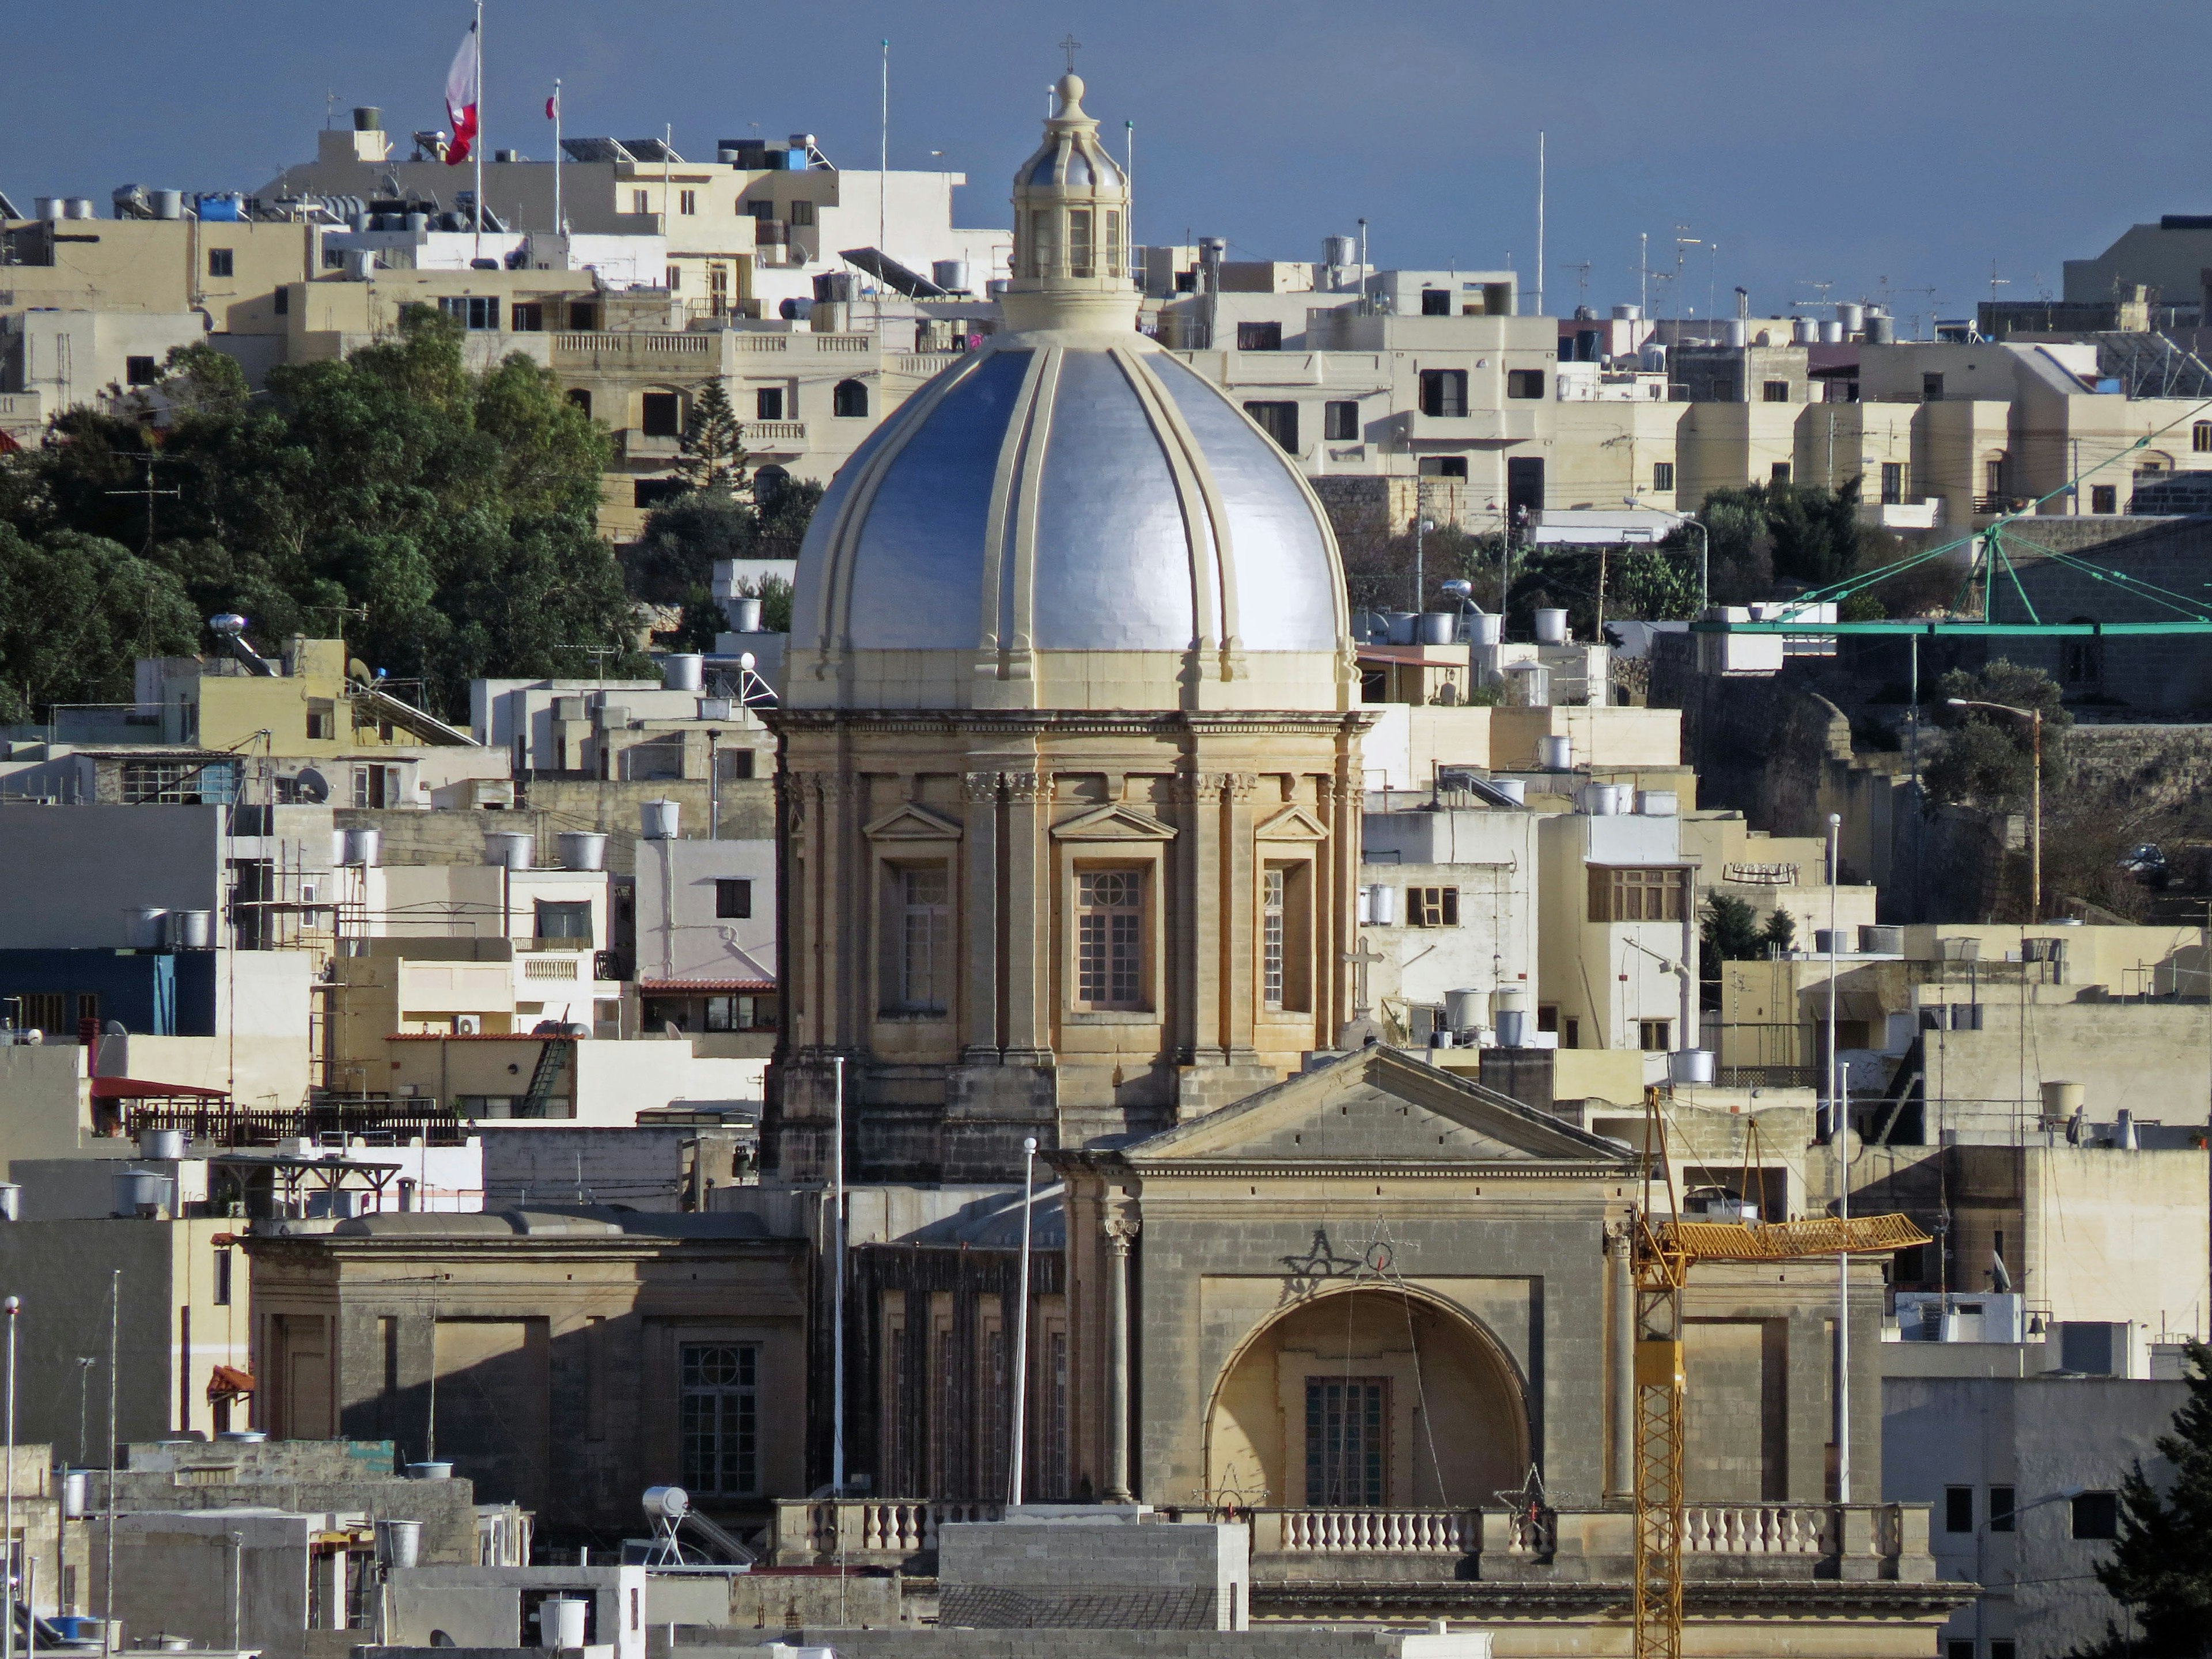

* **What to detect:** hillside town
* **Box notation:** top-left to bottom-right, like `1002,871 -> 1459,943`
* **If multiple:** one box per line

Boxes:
1,20 -> 2211,1659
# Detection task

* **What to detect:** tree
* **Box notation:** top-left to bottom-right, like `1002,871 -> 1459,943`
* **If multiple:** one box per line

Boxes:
0,305 -> 642,717
674,378 -> 747,494
2069,1341 -> 2212,1657
1760,907 -> 1797,954
1764,479 -> 1863,587
1702,893 -> 1764,965
0,525 -> 199,720
1924,661 -> 2070,810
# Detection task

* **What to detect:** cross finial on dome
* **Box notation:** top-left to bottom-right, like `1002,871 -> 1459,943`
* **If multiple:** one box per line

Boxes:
1059,33 -> 1081,71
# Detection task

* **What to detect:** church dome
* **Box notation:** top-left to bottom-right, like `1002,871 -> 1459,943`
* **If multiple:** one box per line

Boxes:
784,74 -> 1352,714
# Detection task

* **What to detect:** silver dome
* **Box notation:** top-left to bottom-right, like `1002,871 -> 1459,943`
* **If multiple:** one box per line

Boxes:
787,339 -> 1351,712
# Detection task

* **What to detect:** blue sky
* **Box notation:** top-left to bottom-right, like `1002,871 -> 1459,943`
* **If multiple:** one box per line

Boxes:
5,1 -> 2198,332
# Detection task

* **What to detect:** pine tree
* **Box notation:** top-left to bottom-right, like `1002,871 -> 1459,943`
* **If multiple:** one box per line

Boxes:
2071,1340 -> 2212,1656
674,378 -> 747,495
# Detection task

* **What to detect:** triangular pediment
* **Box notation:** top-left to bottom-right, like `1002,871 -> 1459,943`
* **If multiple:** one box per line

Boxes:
1254,805 -> 1331,842
1124,1047 -> 1637,1169
1051,804 -> 1178,842
863,802 -> 964,841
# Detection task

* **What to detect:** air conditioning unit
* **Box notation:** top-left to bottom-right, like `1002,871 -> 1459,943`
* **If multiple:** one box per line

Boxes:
454,1014 -> 482,1036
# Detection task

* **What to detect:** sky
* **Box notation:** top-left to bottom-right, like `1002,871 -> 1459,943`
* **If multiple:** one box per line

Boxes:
3,1 -> 2201,334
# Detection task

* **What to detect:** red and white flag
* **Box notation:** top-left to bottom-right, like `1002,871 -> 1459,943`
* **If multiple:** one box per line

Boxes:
443,20 -> 480,166
545,88 -> 559,121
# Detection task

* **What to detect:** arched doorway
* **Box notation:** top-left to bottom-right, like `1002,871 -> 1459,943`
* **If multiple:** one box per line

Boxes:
1204,1286 -> 1528,1510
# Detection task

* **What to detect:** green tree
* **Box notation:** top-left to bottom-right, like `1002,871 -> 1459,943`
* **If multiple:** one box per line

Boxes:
1702,893 -> 1763,964
674,378 -> 747,494
0,305 -> 641,717
0,526 -> 199,720
2069,1342 -> 2212,1657
1924,661 -> 2069,809
1764,479 -> 1864,587
1760,907 -> 1797,953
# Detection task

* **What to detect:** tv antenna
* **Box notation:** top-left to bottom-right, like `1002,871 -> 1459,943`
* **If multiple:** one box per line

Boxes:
104,450 -> 181,555
1558,260 -> 1592,310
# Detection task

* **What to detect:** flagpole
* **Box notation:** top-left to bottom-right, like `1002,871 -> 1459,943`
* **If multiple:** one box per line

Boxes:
552,79 -> 563,237
472,0 -> 484,261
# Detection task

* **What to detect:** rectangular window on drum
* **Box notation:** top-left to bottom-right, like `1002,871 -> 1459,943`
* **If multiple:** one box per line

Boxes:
1263,867 -> 1286,1009
1305,1377 -> 1387,1506
1068,209 -> 1093,277
890,865 -> 950,1014
1104,210 -> 1121,278
1075,869 -> 1145,1010
1030,210 -> 1058,278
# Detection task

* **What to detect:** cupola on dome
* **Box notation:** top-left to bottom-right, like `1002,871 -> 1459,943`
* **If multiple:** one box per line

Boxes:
785,71 -> 1352,714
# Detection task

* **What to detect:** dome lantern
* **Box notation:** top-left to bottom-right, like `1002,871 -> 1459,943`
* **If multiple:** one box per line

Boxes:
1003,71 -> 1137,334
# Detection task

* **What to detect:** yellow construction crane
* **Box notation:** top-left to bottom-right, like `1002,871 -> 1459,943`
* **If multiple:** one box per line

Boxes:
1630,1108 -> 1931,1659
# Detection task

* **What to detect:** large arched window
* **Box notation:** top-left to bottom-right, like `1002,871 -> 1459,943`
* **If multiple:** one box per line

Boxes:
832,378 -> 870,418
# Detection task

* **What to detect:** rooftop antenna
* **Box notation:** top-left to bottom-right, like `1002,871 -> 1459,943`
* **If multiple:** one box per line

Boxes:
1792,279 -> 1836,310
1559,260 -> 1591,312
105,451 -> 181,555
1988,260 -> 2010,306
1535,130 -> 1545,317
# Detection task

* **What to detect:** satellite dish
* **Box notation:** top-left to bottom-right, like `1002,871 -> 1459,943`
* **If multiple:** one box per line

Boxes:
294,768 -> 331,804
347,658 -> 372,684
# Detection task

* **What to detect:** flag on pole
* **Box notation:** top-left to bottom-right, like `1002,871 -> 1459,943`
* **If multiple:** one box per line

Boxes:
546,88 -> 559,120
444,20 -> 481,166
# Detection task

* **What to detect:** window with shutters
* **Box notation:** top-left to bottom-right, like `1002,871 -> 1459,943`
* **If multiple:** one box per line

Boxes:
1244,400 -> 1298,453
1881,461 -> 1904,504
1325,400 -> 1359,441
1762,380 -> 1790,402
1074,869 -> 1145,1010
1588,865 -> 1689,922
1237,321 -> 1284,351
1305,1378 -> 1387,1506
833,379 -> 869,418
510,302 -> 543,332
715,879 -> 751,919
641,392 -> 682,437
1405,886 -> 1459,927
1419,369 -> 1468,417
2195,421 -> 2212,453
679,190 -> 698,215
1506,368 -> 1547,399
883,864 -> 951,1016
1638,1018 -> 1673,1051
1652,461 -> 1675,493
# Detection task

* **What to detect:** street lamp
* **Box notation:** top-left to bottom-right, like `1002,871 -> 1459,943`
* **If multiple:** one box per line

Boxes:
4,1294 -> 16,1659
1947,698 -> 2043,921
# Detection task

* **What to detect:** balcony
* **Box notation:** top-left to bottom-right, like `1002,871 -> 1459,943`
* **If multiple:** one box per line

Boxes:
738,419 -> 806,450
768,1499 -> 1937,1589
549,331 -> 716,368
1404,407 -> 1539,444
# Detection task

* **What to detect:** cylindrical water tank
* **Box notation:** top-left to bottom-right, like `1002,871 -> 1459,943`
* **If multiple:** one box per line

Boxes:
65,198 -> 94,219
1721,319 -> 1747,348
729,596 -> 763,632
124,907 -> 169,949
0,1184 -> 17,1222
341,828 -> 381,868
1668,1050 -> 1715,1086
138,1128 -> 185,1162
354,106 -> 384,132
931,259 -> 972,293
1494,1009 -> 1528,1048
405,1461 -> 454,1480
1641,340 -> 1669,372
1362,884 -> 1397,926
1791,316 -> 1817,344
1489,778 -> 1527,805
1818,319 -> 1844,344
1580,783 -> 1623,816
1533,608 -> 1569,645
2040,1080 -> 2083,1126
404,210 -> 430,233
1611,304 -> 1642,321
1538,735 -> 1573,771
60,1469 -> 88,1517
1635,790 -> 1679,817
216,1429 -> 267,1443
376,1520 -> 422,1569
1324,235 -> 1357,268
644,1485 -> 690,1519
112,1171 -> 169,1217
150,190 -> 184,221
662,653 -> 704,692
1836,302 -> 1865,335
33,198 -> 62,221
1416,612 -> 1456,646
1445,988 -> 1488,1032
168,910 -> 212,949
1813,928 -> 1853,956
1385,611 -> 1418,645
483,831 -> 534,870
557,831 -> 608,873
539,1599 -> 588,1650
1865,312 -> 1895,344
1858,925 -> 1902,955
1468,613 -> 1502,646
640,800 -> 681,840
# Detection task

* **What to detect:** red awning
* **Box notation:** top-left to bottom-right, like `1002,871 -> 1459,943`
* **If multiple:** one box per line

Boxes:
90,1076 -> 230,1101
207,1365 -> 255,1401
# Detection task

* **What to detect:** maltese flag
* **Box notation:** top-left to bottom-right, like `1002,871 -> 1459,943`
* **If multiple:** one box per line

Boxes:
443,20 -> 480,166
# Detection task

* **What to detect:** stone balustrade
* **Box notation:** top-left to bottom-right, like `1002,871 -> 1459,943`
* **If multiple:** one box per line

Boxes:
768,1499 -> 1934,1586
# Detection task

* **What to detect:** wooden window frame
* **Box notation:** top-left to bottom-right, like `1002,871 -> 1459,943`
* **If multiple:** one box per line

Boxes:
1588,865 -> 1690,923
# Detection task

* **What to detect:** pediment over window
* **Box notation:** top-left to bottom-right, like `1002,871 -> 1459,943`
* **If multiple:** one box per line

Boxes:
863,802 -> 964,841
1051,804 -> 1178,842
1254,805 -> 1331,842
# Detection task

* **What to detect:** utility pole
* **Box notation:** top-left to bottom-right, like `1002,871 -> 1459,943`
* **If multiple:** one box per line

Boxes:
1535,131 -> 1545,317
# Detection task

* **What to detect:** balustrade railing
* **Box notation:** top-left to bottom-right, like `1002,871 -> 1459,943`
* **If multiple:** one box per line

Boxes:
1680,1503 -> 1834,1555
1276,1509 -> 1476,1554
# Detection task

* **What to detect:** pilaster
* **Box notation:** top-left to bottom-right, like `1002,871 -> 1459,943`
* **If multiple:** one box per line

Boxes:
1001,768 -> 1054,1064
960,768 -> 1003,1059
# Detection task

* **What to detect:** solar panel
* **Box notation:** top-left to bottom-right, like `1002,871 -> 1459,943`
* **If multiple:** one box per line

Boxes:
622,139 -> 685,164
561,138 -> 634,164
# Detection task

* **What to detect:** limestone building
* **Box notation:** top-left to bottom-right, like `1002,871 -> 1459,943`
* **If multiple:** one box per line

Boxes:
765,71 -> 1366,1184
